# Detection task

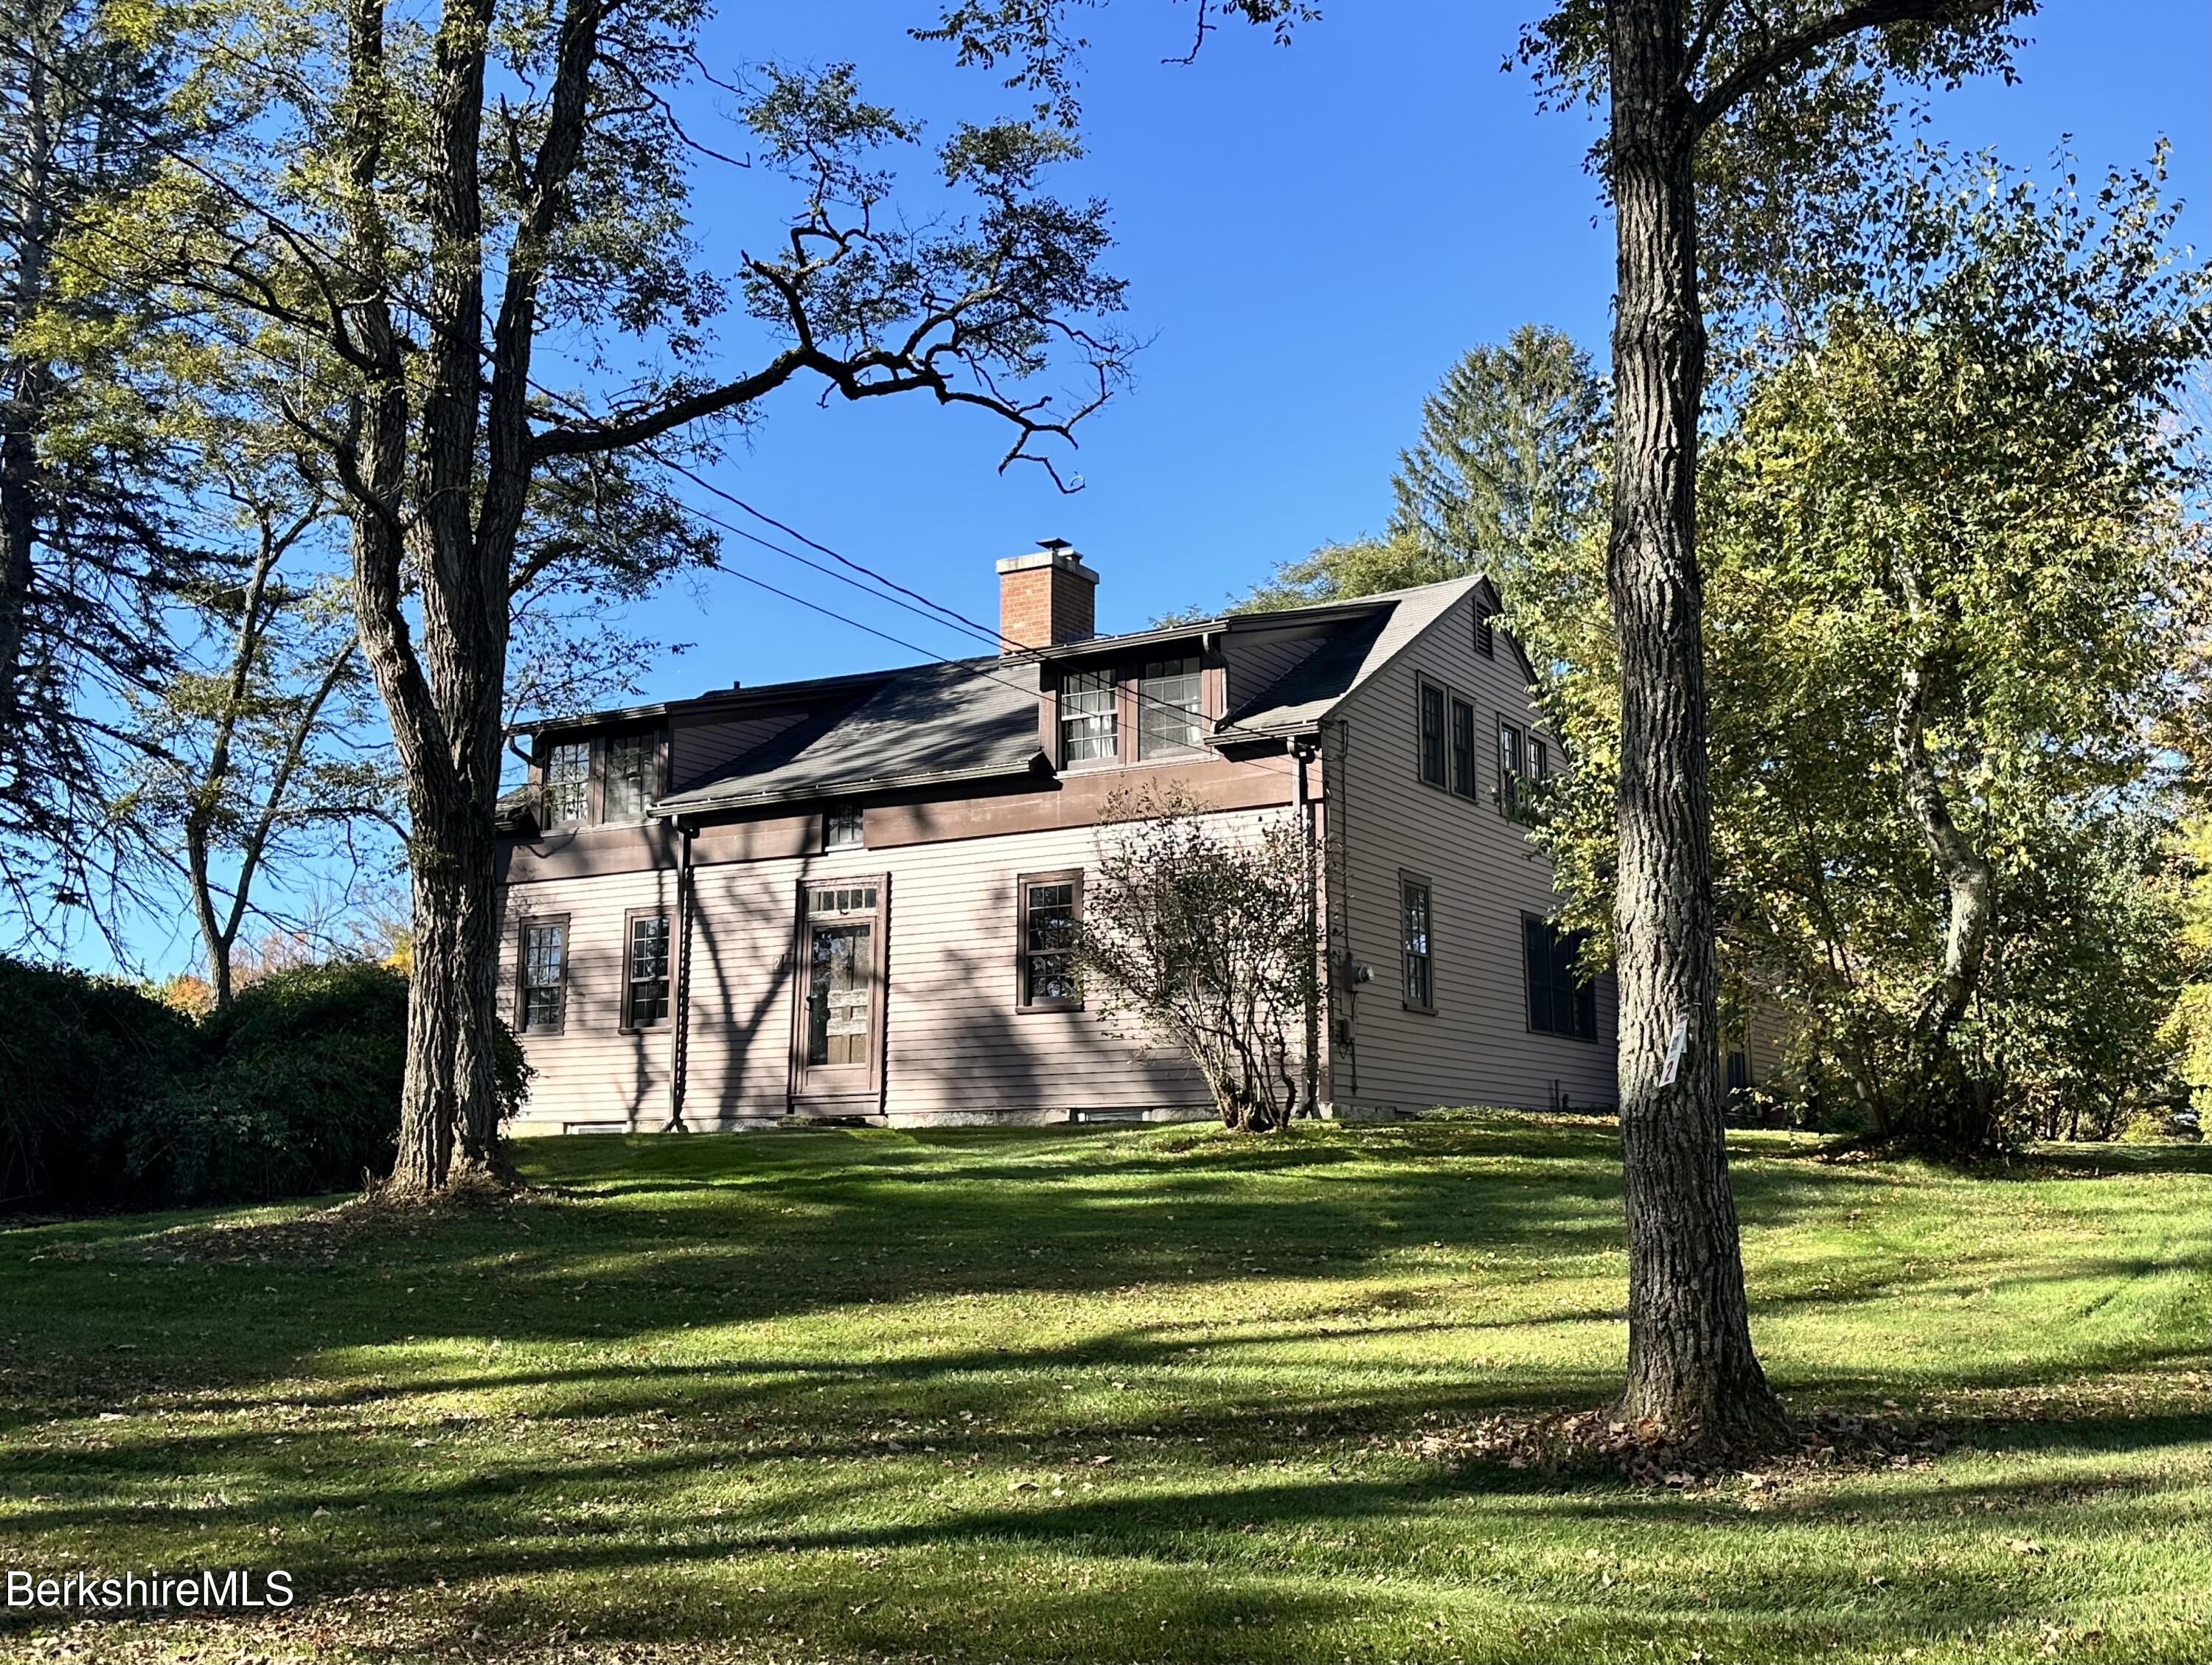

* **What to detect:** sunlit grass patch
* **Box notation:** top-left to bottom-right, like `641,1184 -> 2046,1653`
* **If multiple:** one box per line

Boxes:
1,1113 -> 2205,1662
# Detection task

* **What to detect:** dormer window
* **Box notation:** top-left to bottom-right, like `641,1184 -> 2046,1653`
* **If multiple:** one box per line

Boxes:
543,742 -> 591,827
602,732 -> 655,821
1138,656 -> 1203,758
535,727 -> 661,829
1060,670 -> 1118,763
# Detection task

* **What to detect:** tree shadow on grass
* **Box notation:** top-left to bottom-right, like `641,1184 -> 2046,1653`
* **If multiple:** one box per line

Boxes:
5,1394 -> 2197,1661
0,1118 -> 2199,1434
1,1116 -> 2204,1661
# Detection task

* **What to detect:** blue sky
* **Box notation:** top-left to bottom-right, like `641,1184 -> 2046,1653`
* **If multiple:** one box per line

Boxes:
619,0 -> 2211,694
88,2 -> 2210,976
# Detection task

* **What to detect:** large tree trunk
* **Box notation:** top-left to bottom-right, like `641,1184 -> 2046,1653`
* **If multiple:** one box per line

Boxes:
1602,1 -> 1786,1450
364,0 -> 518,1198
387,796 -> 505,1192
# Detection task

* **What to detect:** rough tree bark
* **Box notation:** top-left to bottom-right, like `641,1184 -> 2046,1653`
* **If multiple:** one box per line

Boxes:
1602,1 -> 1787,1449
1583,0 -> 2022,1450
328,0 -> 495,1195
306,0 -> 1121,1195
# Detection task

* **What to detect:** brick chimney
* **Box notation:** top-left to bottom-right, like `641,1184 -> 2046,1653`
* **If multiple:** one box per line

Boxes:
995,538 -> 1098,652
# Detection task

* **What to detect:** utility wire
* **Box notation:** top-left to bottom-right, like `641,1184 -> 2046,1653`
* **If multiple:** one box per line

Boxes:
0,36 -> 1304,772
20,172 -> 1288,770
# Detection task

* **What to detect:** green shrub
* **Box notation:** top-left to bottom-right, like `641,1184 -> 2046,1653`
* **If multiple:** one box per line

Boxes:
0,956 -> 530,1211
0,959 -> 195,1209
126,962 -> 412,1205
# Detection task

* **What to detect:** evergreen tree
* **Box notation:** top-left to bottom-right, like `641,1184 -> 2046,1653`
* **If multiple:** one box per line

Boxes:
0,0 -> 197,940
1233,324 -> 1603,615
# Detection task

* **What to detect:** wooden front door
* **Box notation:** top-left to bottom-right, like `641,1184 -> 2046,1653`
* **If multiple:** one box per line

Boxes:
789,876 -> 888,1110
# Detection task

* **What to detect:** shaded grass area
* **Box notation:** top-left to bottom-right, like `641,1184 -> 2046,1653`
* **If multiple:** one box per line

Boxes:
1,1113 -> 2205,1663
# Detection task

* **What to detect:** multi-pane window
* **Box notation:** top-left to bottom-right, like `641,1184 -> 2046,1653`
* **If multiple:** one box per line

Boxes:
1060,670 -> 1119,764
803,883 -> 878,1068
1450,697 -> 1478,799
1418,682 -> 1447,788
520,920 -> 568,1033
1018,872 -> 1083,1008
1528,738 -> 1549,786
1400,877 -> 1433,1011
1138,656 -> 1204,758
1497,720 -> 1526,816
543,742 -> 590,827
1523,917 -> 1597,1040
625,914 -> 670,1028
602,732 -> 655,821
809,883 -> 878,917
825,804 -> 864,849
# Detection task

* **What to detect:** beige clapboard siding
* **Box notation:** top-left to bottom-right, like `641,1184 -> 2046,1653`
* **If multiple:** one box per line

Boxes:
1332,589 -> 1619,1113
867,815 -> 1257,1112
1745,1003 -> 1793,1087
509,810 -> 1305,1125
680,856 -> 806,1118
499,868 -> 680,1131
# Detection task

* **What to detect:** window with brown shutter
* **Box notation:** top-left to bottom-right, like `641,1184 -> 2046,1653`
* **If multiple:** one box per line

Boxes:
1450,697 -> 1478,799
1523,916 -> 1597,1040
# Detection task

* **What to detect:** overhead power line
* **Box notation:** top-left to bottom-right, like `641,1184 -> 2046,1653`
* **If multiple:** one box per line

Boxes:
0,35 -> 1303,776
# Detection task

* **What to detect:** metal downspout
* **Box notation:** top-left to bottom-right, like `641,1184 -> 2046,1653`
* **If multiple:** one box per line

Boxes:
1293,737 -> 1319,1118
667,820 -> 696,1132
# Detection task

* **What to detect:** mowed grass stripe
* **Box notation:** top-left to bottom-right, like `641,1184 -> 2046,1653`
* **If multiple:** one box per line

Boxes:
0,1112 -> 2203,1663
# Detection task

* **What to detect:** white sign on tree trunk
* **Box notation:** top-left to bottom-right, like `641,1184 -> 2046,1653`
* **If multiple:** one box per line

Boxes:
1658,1015 -> 1690,1088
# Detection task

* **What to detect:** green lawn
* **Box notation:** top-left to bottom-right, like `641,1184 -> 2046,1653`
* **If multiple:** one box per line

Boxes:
1,1113 -> 2205,1664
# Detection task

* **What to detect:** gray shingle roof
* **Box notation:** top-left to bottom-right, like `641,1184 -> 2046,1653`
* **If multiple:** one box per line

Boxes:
509,575 -> 1493,823
1220,577 -> 1481,737
654,658 -> 1045,813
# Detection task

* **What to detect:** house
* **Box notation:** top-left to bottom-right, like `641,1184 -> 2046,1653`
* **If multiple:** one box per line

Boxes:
495,546 -> 1619,1135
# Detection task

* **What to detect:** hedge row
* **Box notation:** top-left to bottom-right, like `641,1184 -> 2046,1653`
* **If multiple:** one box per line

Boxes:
0,959 -> 524,1212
